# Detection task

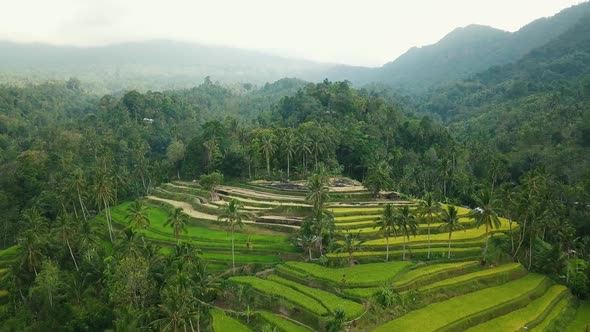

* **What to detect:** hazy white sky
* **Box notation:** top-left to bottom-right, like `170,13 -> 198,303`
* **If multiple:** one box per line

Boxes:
0,0 -> 585,66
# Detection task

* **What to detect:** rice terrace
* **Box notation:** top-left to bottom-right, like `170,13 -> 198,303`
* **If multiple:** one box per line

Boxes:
4,174 -> 584,331
2,1 -> 590,331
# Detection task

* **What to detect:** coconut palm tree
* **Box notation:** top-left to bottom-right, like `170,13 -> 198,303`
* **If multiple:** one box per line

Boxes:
282,129 -> 296,181
53,213 -> 80,271
375,204 -> 398,261
396,206 -> 418,261
94,171 -> 116,243
202,139 -> 219,172
70,168 -> 89,222
165,208 -> 188,240
468,189 -> 501,255
18,230 -> 44,275
337,230 -> 365,266
295,232 -> 320,261
309,209 -> 335,254
418,193 -> 442,259
260,133 -> 276,176
297,132 -> 312,176
306,174 -> 330,211
126,200 -> 150,231
217,200 -> 247,273
439,206 -> 464,258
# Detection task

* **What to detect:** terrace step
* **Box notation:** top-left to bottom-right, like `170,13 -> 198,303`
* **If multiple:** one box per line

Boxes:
565,301 -> 590,332
374,274 -> 551,332
530,296 -> 571,331
466,285 -> 568,331
211,309 -> 251,332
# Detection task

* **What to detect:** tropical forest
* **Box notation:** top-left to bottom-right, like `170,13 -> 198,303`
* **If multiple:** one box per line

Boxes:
1,1 -> 590,331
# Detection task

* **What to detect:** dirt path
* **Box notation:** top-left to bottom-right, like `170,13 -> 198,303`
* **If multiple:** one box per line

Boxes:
146,196 -> 299,229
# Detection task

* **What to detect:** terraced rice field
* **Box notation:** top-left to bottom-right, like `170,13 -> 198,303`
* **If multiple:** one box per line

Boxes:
101,181 -> 578,331
97,201 -> 296,269
565,301 -> 590,332
465,285 -> 568,331
279,261 -> 413,287
420,263 -> 526,292
374,274 -> 549,331
257,311 -> 313,332
228,276 -> 330,317
211,309 -> 251,332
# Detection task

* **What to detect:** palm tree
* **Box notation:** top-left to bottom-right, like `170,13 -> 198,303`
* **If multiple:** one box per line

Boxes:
337,231 -> 365,266
468,189 -> 501,255
218,200 -> 247,273
94,171 -> 116,243
165,208 -> 188,240
53,213 -> 80,271
418,193 -> 442,259
326,308 -> 347,332
70,168 -> 89,222
375,204 -> 398,261
260,133 -> 276,176
203,139 -> 219,172
306,174 -> 330,211
282,130 -> 296,181
397,207 -> 418,261
295,232 -> 320,261
297,132 -> 312,175
126,200 -> 150,231
18,230 -> 44,275
439,206 -> 464,258
311,139 -> 325,169
309,209 -> 335,254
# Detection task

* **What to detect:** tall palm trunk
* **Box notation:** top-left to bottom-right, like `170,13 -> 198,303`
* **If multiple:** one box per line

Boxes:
484,223 -> 489,255
266,154 -> 270,176
77,189 -> 88,223
427,214 -> 432,259
231,227 -> 236,273
385,235 -> 390,262
448,231 -> 452,259
287,154 -> 290,181
528,234 -> 534,270
509,219 -> 514,253
308,247 -> 312,261
402,236 -> 407,261
514,217 -> 527,257
104,199 -> 114,243
67,239 -> 79,271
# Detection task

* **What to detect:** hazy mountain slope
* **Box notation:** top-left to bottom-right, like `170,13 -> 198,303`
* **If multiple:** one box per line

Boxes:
322,1 -> 590,92
0,40 -> 330,93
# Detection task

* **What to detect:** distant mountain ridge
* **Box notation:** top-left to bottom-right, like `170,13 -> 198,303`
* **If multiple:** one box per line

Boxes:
321,1 -> 590,92
0,40 -> 333,93
1,2 -> 589,93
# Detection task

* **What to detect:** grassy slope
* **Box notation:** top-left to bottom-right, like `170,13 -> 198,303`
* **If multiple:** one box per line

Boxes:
327,246 -> 482,259
394,261 -> 479,286
282,261 -> 413,287
258,311 -> 313,332
364,226 -> 510,246
531,296 -> 571,331
420,263 -> 525,291
374,274 -> 547,332
211,309 -> 251,332
267,275 -> 364,318
565,301 -> 590,332
228,276 -> 329,316
465,285 -> 567,331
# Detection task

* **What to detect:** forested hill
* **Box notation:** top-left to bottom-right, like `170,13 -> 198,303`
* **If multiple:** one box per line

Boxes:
0,40 -> 330,93
322,1 -> 590,92
409,12 -> 590,232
